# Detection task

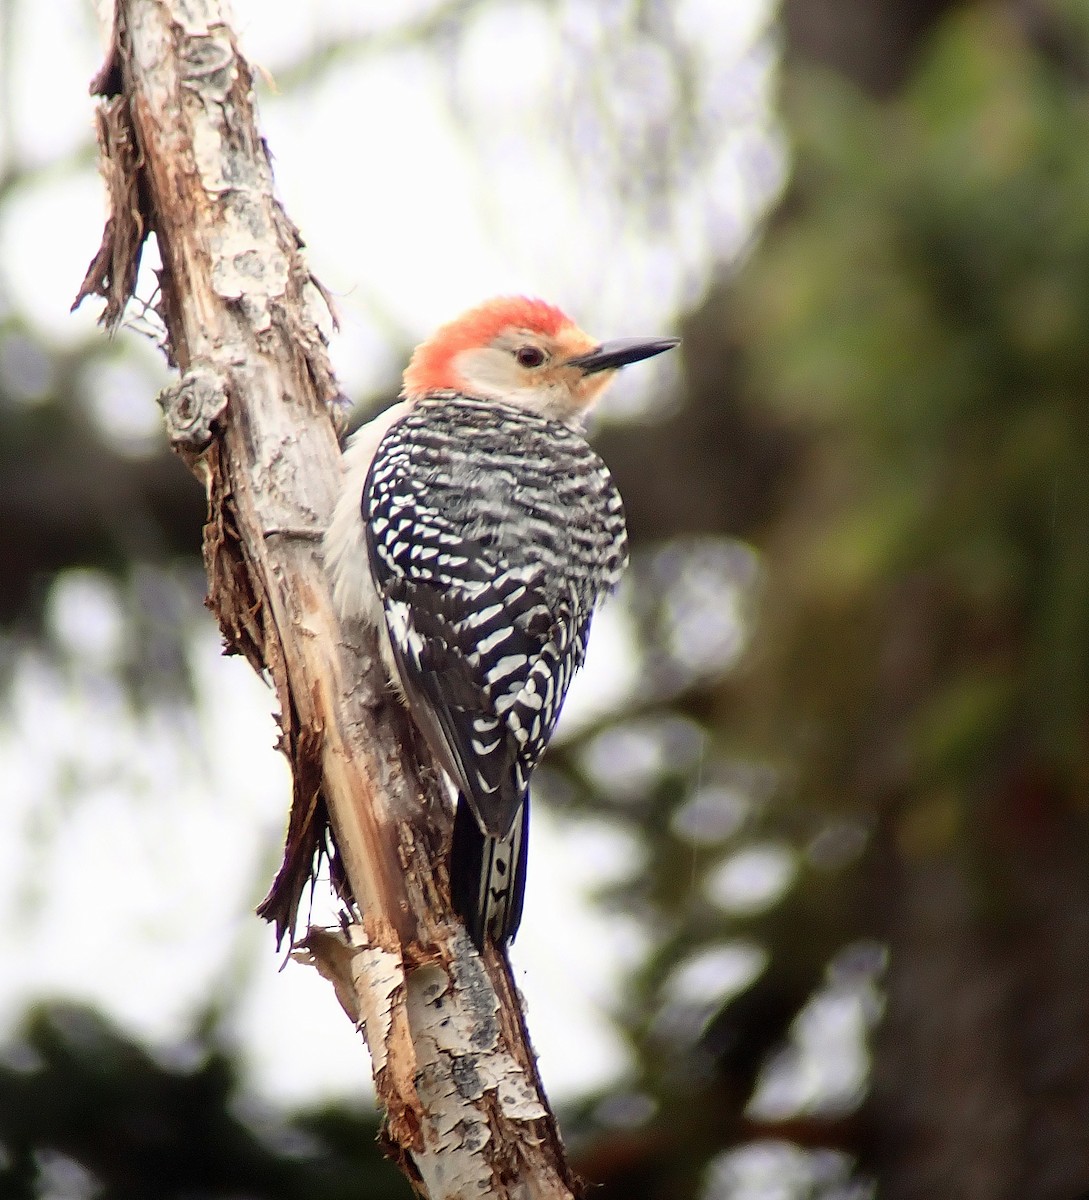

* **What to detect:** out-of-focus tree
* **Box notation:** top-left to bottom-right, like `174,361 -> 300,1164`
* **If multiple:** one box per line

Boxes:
0,1004 -> 411,1200
615,0 -> 1089,1195
767,3 -> 1089,1190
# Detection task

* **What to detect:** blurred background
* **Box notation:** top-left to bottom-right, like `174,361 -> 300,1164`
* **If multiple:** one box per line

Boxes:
2,0 -> 1089,1196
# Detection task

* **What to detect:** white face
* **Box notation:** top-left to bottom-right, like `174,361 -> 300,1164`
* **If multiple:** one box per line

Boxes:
452,328 -> 609,424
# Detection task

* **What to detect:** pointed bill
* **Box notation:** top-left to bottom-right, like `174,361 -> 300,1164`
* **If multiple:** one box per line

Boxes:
567,336 -> 679,375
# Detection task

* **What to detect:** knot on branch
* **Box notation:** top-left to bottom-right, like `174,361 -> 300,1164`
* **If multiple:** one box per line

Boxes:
157,363 -> 228,449
180,31 -> 235,97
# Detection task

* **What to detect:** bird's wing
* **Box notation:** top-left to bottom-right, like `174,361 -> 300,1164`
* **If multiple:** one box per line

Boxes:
362,398 -> 618,838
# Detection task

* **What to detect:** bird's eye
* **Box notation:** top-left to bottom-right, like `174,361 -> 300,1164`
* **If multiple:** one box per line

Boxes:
515,346 -> 546,368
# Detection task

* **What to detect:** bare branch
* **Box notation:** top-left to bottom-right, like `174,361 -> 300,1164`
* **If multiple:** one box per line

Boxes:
76,2 -> 579,1195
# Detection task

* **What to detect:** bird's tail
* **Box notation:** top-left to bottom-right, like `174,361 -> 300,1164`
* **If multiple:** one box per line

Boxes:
449,795 -> 529,951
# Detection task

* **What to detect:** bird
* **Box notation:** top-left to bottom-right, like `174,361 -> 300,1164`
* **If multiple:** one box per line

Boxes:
324,296 -> 677,950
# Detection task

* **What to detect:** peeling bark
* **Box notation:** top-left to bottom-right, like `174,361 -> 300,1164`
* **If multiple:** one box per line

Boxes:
75,3 -> 578,1196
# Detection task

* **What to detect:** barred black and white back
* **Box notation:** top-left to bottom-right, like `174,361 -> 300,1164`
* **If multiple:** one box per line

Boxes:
350,394 -> 627,947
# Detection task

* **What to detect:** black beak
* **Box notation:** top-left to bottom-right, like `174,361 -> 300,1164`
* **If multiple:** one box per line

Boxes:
567,336 -> 679,375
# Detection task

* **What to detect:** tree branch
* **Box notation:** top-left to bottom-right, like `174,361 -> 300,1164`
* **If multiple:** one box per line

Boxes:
75,2 -> 579,1195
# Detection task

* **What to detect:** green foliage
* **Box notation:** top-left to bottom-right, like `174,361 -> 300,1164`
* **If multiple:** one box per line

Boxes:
738,7 -> 1089,819
0,1004 -> 411,1200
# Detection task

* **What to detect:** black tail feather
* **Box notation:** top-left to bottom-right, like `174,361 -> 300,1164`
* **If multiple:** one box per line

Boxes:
449,796 -> 529,950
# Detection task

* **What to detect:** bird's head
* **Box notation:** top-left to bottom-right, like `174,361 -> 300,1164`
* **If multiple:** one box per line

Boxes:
401,296 -> 678,424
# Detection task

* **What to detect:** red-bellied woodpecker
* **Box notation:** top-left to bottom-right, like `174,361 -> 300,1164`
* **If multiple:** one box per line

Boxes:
324,297 -> 677,950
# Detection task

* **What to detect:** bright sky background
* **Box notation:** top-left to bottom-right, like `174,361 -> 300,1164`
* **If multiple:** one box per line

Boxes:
0,0 -> 783,1112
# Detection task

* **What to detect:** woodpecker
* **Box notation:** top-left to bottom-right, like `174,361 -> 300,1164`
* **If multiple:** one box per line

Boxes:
324,297 -> 677,950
